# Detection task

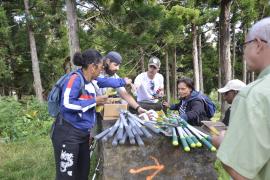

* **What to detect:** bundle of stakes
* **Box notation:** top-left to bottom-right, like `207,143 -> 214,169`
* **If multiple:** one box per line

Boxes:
169,118 -> 216,152
94,110 -> 161,146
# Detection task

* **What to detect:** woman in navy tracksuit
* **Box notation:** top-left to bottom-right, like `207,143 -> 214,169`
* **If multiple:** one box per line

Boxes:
164,77 -> 209,126
51,49 -> 128,180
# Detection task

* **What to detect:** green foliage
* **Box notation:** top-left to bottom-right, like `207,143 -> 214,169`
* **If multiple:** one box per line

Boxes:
0,96 -> 53,142
214,160 -> 230,180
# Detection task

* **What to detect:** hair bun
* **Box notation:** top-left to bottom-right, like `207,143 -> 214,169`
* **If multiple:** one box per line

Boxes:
73,52 -> 83,66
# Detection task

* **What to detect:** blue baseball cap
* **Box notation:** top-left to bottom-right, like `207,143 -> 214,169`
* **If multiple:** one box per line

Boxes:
105,51 -> 122,64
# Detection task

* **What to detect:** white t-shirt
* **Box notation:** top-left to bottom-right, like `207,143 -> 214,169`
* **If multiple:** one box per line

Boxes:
134,72 -> 164,102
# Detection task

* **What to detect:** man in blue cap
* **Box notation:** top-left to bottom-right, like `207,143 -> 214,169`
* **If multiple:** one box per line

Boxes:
97,51 -> 146,114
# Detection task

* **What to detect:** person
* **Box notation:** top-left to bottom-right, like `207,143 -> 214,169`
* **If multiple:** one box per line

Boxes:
97,51 -> 147,114
51,49 -> 131,180
212,17 -> 270,179
163,77 -> 209,126
133,56 -> 165,111
217,79 -> 246,126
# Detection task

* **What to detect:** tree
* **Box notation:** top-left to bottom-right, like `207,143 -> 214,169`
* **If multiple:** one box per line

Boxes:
24,0 -> 43,102
192,23 -> 200,91
219,0 -> 232,114
197,31 -> 204,93
66,0 -> 80,70
165,47 -> 170,103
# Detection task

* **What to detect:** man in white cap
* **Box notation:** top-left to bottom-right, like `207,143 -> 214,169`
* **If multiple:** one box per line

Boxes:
133,56 -> 164,110
213,17 -> 270,179
218,79 -> 246,126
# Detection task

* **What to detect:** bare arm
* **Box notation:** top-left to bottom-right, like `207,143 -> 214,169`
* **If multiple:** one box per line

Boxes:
119,90 -> 146,114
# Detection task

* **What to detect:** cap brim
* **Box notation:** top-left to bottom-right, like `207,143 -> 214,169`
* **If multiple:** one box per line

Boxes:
148,63 -> 159,68
218,87 -> 230,93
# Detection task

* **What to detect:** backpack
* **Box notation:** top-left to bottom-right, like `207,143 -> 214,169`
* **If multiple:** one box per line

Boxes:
198,93 -> 216,118
47,71 -> 86,117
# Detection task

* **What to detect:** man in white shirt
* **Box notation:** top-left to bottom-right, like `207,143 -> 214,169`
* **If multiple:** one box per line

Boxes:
134,57 -> 164,110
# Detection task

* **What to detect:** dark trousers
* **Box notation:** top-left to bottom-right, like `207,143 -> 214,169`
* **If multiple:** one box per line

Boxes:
51,116 -> 90,180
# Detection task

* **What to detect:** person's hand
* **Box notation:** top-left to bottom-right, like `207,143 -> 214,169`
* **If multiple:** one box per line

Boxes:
123,77 -> 132,85
158,90 -> 164,97
96,95 -> 108,105
137,107 -> 147,114
162,101 -> 170,108
212,130 -> 226,149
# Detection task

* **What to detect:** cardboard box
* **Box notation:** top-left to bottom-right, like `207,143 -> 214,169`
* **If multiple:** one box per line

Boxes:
102,103 -> 128,120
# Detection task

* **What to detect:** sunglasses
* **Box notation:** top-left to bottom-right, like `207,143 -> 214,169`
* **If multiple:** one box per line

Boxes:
150,81 -> 155,90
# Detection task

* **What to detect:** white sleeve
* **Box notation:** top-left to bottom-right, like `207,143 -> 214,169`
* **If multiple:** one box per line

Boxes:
134,74 -> 142,88
159,74 -> 164,88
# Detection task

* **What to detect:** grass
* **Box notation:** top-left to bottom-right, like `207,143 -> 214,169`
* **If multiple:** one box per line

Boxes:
0,135 -> 229,180
215,160 -> 230,180
0,136 -> 55,180
0,135 -> 100,180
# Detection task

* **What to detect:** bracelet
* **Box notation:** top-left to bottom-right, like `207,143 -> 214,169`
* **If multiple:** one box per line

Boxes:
135,105 -> 141,111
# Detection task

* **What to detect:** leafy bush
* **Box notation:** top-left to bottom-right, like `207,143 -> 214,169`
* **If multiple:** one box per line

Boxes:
0,96 -> 53,142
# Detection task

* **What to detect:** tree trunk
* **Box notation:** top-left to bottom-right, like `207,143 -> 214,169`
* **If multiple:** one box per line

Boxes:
24,0 -> 44,102
192,24 -> 200,91
232,24 -> 236,79
198,31 -> 204,93
66,0 -> 80,70
218,33 -> 221,104
172,46 -> 177,100
251,72 -> 255,82
219,0 -> 232,117
242,27 -> 247,83
140,47 -> 145,73
165,48 -> 170,103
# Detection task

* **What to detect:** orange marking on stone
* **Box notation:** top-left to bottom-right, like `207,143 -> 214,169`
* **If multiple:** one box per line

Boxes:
129,156 -> 164,180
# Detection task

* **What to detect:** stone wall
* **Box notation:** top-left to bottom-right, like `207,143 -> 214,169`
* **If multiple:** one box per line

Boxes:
98,120 -> 217,180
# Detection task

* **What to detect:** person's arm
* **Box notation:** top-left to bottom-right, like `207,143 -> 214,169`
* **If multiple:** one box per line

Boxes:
169,102 -> 180,110
212,130 -> 248,180
118,90 -> 146,114
96,77 -> 131,88
222,163 -> 248,180
157,74 -> 165,97
182,100 -> 205,125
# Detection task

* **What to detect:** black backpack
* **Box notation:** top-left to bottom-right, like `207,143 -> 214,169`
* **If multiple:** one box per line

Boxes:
47,71 -> 86,117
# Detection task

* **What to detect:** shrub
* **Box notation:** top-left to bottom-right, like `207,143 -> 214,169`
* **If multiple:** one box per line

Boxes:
0,96 -> 53,142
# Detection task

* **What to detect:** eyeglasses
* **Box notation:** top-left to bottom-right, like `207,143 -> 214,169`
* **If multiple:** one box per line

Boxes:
241,39 -> 268,53
150,81 -> 155,90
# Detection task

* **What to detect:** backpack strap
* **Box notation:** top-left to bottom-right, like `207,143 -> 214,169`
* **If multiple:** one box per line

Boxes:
73,71 -> 87,95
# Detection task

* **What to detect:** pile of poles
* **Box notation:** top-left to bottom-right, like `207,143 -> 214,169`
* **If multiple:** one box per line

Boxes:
169,118 -> 216,152
95,110 -> 216,152
94,111 -> 161,146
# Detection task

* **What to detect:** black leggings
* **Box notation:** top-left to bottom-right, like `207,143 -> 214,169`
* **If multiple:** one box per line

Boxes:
51,117 -> 90,180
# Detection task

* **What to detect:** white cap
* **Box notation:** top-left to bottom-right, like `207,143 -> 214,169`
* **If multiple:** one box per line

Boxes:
218,79 -> 246,93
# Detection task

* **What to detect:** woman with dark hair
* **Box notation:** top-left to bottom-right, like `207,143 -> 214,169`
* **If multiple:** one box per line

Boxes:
163,77 -> 209,126
51,49 -> 130,180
